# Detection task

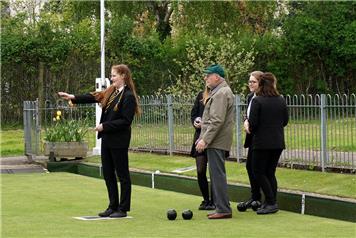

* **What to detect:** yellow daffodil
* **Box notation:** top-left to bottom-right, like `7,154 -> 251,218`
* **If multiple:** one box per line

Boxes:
56,115 -> 60,120
56,110 -> 62,116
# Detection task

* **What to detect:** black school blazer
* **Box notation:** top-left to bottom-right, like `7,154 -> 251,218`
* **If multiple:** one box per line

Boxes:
191,91 -> 204,140
248,95 -> 288,150
73,87 -> 136,149
190,91 -> 204,157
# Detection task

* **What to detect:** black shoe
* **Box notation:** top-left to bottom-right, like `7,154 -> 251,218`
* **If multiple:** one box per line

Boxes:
98,208 -> 116,217
205,201 -> 216,210
256,204 -> 279,215
237,199 -> 261,212
109,210 -> 127,218
259,203 -> 267,210
198,200 -> 209,210
207,201 -> 216,210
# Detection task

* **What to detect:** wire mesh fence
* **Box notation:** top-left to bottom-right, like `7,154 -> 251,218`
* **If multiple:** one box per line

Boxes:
24,93 -> 356,172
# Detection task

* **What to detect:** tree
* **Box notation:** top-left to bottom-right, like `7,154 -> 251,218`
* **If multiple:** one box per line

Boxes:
281,1 -> 356,93
172,1 -> 278,35
162,33 -> 255,96
0,0 -> 10,18
148,0 -> 173,42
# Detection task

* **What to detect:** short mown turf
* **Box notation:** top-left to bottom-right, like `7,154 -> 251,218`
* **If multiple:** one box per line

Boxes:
1,173 -> 355,238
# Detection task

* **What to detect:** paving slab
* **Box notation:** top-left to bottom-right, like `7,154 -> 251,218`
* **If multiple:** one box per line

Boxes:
0,156 -> 48,174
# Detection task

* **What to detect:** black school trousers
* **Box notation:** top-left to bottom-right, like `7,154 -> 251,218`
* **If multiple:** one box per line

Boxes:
251,149 -> 283,205
246,148 -> 262,201
101,147 -> 131,212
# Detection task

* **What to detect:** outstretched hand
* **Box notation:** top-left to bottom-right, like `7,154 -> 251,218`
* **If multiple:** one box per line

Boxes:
58,92 -> 75,101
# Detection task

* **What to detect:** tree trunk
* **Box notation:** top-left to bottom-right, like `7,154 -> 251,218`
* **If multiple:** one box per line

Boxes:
38,62 -> 45,123
149,1 -> 174,42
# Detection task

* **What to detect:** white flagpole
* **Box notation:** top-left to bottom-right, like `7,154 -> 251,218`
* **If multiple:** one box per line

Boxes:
93,0 -> 106,155
100,0 -> 105,82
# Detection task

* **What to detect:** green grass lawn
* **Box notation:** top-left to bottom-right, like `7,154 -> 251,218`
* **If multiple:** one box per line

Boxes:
86,153 -> 356,199
0,129 -> 24,156
130,120 -> 356,151
2,173 -> 355,238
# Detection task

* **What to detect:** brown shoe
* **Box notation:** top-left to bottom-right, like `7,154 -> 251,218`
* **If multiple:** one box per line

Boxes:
208,213 -> 232,219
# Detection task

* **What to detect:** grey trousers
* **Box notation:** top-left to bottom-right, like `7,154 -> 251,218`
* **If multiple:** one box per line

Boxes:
207,148 -> 232,213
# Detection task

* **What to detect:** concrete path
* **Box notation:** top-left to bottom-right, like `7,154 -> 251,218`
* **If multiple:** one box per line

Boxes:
0,155 -> 49,174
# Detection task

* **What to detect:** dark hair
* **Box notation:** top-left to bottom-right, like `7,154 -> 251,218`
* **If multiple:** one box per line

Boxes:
256,72 -> 280,97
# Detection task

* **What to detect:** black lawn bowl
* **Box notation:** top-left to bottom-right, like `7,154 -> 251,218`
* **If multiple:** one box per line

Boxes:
237,200 -> 262,212
167,209 -> 177,220
182,209 -> 193,220
237,202 -> 247,212
251,201 -> 262,211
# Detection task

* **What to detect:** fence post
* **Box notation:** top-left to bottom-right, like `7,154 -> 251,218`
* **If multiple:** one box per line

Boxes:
235,95 -> 242,163
35,98 -> 40,156
320,94 -> 328,172
167,95 -> 174,155
23,101 -> 32,156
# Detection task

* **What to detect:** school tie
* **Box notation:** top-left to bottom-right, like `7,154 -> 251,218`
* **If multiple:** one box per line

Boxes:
105,89 -> 119,113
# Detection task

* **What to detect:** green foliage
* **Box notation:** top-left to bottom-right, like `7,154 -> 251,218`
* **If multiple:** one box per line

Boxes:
279,1 -> 356,94
162,33 -> 255,96
1,1 -> 355,125
107,15 -> 134,49
106,16 -> 177,95
44,110 -> 88,142
174,1 -> 278,35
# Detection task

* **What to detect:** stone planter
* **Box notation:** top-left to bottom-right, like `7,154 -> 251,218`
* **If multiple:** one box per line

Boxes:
44,142 -> 88,161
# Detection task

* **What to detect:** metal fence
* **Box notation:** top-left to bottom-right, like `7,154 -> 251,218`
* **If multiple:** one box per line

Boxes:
276,94 -> 355,172
23,99 -> 96,161
23,100 -> 40,161
23,94 -> 356,172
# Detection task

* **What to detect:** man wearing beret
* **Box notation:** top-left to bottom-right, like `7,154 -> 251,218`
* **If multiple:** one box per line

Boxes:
196,64 -> 234,219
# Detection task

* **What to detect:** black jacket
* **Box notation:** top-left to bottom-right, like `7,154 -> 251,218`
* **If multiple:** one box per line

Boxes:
248,95 -> 288,150
73,87 -> 136,148
190,91 -> 204,157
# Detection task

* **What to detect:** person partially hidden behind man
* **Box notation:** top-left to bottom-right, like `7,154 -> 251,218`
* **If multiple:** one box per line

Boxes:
196,64 -> 234,219
237,71 -> 264,212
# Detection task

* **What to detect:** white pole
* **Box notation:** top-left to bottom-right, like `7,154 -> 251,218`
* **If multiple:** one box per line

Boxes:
100,0 -> 105,81
92,0 -> 106,155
